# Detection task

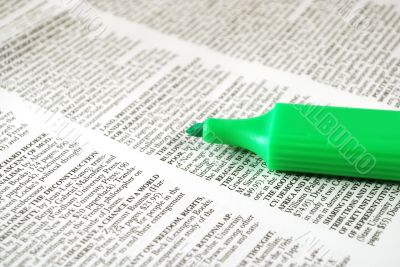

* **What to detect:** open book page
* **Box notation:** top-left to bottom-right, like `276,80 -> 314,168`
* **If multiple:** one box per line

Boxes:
0,0 -> 399,266
0,91 -> 359,267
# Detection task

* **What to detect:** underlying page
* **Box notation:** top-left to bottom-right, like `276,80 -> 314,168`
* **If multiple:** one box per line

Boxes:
0,1 -> 399,266
87,0 -> 400,107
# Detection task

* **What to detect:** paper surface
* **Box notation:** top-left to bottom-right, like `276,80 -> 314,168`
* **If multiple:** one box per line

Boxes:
0,0 -> 399,266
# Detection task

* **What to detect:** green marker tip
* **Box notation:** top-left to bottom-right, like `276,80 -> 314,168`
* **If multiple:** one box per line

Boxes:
186,122 -> 204,137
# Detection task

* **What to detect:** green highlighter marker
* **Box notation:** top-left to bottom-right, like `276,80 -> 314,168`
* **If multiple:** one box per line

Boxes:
187,103 -> 400,182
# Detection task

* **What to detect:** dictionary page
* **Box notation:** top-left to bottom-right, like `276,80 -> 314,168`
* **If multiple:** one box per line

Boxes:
0,91 -> 363,267
0,1 -> 400,267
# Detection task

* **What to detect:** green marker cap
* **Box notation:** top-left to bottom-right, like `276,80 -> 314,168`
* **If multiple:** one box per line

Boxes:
187,103 -> 400,182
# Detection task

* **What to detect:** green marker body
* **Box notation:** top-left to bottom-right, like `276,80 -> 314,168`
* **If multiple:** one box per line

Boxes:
188,103 -> 400,182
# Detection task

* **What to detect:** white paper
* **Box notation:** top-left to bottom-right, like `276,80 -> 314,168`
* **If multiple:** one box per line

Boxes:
0,1 -> 400,266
